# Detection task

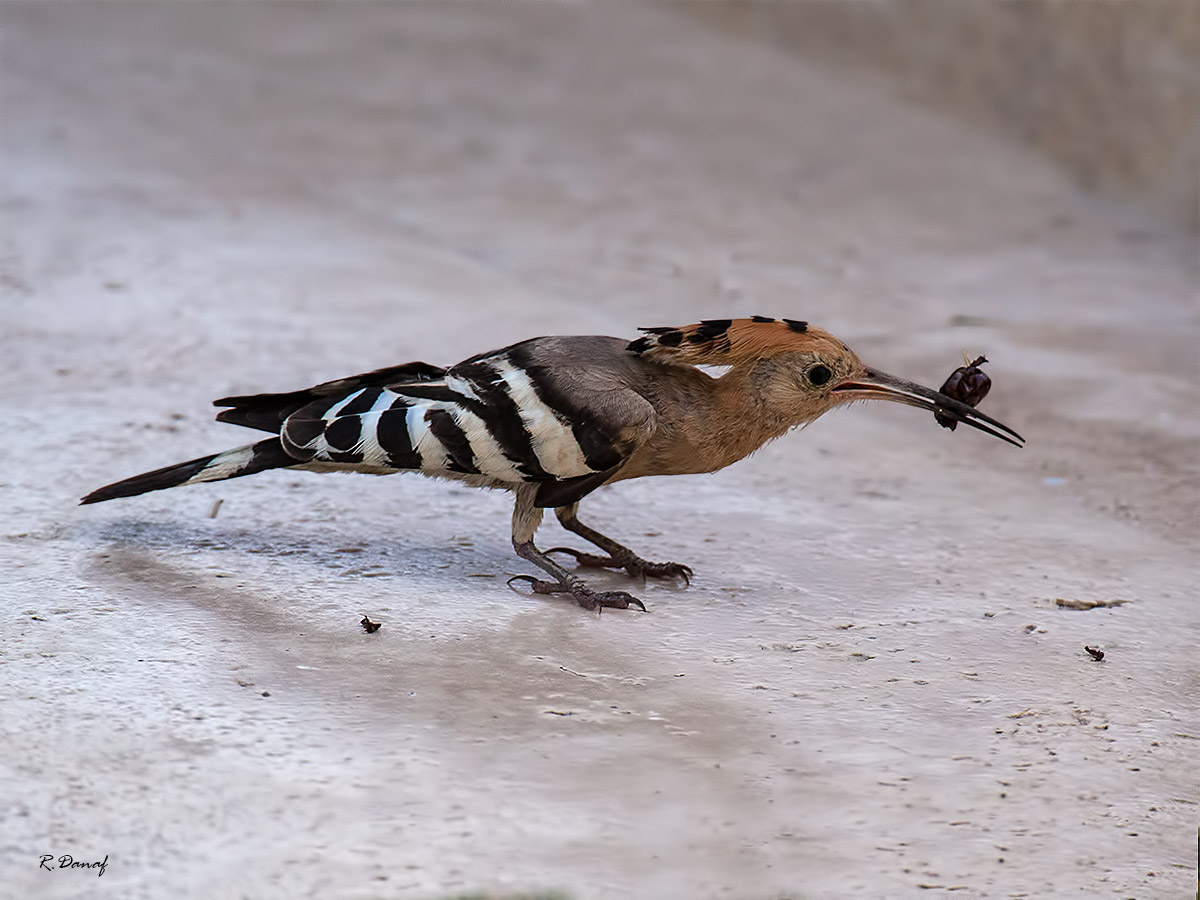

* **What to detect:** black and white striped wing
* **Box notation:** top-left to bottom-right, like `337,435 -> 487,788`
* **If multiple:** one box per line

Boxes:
277,345 -> 658,499
214,361 -> 446,433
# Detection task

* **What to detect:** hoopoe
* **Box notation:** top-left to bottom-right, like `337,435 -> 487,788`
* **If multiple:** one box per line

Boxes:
82,317 -> 1023,611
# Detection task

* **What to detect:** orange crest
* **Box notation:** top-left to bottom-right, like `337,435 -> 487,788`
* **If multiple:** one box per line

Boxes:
628,317 -> 845,366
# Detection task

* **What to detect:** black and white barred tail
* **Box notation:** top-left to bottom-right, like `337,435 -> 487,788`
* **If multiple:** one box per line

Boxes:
80,438 -> 293,505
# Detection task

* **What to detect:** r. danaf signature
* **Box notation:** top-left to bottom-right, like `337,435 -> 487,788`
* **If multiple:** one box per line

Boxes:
40,853 -> 109,877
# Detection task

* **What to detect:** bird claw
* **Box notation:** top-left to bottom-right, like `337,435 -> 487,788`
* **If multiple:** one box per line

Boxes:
547,546 -> 692,586
639,561 -> 693,586
581,590 -> 647,613
506,574 -> 567,594
506,574 -> 646,612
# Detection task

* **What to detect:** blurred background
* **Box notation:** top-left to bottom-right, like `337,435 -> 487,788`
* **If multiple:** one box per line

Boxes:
687,0 -> 1198,233
3,3 -> 1196,899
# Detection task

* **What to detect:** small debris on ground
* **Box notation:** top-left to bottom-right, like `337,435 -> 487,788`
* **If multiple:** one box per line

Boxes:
360,615 -> 382,633
1084,645 -> 1105,661
208,499 -> 223,519
1056,598 -> 1128,610
762,642 -> 806,652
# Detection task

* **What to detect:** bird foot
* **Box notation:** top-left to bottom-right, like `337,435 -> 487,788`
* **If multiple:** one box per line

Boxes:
506,575 -> 646,612
546,546 -> 693,586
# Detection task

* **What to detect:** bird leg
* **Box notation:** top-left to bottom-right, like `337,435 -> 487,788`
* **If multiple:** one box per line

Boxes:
508,488 -> 645,612
546,503 -> 693,585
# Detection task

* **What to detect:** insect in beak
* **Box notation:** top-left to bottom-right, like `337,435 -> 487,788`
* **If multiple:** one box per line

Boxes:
831,368 -> 1024,447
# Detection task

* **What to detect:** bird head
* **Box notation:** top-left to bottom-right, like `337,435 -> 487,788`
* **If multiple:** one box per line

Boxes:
628,317 -> 1024,446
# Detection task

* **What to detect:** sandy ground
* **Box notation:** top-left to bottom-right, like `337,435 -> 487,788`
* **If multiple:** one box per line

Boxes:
2,4 -> 1197,899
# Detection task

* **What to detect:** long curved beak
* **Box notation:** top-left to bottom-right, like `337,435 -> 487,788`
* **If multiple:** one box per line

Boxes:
832,368 -> 1024,447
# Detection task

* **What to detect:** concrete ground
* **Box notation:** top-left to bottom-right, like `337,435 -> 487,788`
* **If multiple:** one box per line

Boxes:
2,3 -> 1196,899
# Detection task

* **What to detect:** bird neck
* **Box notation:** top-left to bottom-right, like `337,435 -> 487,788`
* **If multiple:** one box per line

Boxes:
703,363 -> 797,468
619,362 -> 797,480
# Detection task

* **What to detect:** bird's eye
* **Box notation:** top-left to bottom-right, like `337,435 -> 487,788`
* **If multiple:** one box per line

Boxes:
807,364 -> 832,386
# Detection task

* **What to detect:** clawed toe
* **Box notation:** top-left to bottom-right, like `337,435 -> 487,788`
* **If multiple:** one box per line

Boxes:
579,590 -> 647,613
506,574 -> 567,595
546,546 -> 618,568
507,574 -> 646,612
547,546 -> 693,585
641,561 -> 693,586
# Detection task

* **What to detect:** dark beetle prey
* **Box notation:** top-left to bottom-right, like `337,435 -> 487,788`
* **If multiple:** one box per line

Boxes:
935,355 -> 992,430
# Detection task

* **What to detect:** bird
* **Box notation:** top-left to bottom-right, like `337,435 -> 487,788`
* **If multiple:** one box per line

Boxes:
81,317 -> 1023,611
